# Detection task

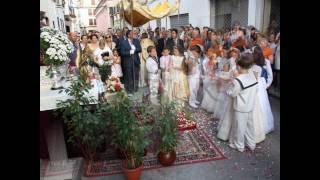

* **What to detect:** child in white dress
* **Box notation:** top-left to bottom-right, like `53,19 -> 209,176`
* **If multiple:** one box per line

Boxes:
201,48 -> 218,113
160,47 -> 173,103
110,49 -> 123,78
213,48 -> 234,121
215,49 -> 235,141
227,53 -> 258,152
252,46 -> 274,134
171,46 -> 189,107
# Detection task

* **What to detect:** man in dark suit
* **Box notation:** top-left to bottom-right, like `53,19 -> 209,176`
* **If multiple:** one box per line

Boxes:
156,30 -> 169,58
166,28 -> 185,55
119,30 -> 142,94
116,27 -> 129,55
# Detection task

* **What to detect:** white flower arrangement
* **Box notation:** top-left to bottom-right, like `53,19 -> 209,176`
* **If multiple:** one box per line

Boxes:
40,26 -> 74,67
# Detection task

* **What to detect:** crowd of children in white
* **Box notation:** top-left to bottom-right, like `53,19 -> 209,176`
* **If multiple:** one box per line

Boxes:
145,33 -> 276,153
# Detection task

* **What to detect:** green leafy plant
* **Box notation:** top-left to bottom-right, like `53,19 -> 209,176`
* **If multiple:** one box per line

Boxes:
98,64 -> 112,83
56,76 -> 109,163
108,94 -> 153,169
156,102 -> 179,153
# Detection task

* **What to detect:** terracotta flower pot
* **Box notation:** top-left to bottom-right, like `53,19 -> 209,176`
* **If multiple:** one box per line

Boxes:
122,164 -> 143,180
158,150 -> 176,166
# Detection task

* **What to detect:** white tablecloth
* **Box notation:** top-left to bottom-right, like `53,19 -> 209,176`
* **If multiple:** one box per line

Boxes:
40,87 -> 99,111
40,67 -> 99,111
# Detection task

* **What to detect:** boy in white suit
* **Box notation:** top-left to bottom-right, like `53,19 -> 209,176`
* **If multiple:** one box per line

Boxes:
146,46 -> 161,106
227,53 -> 258,152
185,45 -> 206,108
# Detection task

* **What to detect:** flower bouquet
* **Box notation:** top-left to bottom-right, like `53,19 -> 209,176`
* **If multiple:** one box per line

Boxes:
105,76 -> 124,93
176,109 -> 197,131
40,26 -> 74,77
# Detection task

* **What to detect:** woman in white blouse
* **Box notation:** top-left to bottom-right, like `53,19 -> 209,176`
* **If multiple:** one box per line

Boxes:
94,39 -> 113,66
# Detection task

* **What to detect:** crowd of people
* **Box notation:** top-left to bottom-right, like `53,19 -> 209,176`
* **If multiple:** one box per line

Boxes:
61,21 -> 280,153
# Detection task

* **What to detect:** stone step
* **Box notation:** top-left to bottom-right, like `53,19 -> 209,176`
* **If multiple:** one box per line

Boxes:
40,158 -> 83,180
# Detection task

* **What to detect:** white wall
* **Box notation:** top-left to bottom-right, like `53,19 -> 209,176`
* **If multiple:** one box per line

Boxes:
40,0 -> 57,29
40,0 -> 65,32
248,0 -> 264,31
149,0 -> 211,30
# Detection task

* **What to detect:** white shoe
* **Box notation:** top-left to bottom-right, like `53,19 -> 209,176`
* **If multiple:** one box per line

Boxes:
247,146 -> 255,151
189,103 -> 198,108
229,143 -> 244,152
229,143 -> 236,149
237,148 -> 245,152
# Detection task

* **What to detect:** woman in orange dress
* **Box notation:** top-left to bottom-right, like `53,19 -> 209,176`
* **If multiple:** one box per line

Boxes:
189,28 -> 204,49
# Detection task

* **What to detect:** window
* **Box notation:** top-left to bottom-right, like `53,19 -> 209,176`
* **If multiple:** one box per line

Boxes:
91,0 -> 95,5
170,13 -> 189,29
57,17 -> 60,30
88,9 -> 95,16
61,19 -> 65,32
53,21 -> 55,28
89,18 -> 96,26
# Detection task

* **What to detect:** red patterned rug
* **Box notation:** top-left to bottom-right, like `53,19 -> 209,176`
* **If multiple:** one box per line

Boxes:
83,109 -> 227,177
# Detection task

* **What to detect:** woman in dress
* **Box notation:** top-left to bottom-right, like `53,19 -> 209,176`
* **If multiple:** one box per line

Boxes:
201,48 -> 218,113
171,46 -> 189,108
105,34 -> 116,54
252,46 -> 274,134
88,34 -> 99,52
93,39 -> 113,66
79,44 -> 95,85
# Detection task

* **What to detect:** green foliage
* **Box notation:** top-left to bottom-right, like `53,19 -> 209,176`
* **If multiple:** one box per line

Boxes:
108,95 -> 153,169
57,76 -> 109,162
182,102 -> 194,122
156,102 -> 179,153
98,64 -> 112,83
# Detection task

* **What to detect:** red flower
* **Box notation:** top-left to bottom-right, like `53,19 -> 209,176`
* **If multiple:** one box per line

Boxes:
115,83 -> 121,91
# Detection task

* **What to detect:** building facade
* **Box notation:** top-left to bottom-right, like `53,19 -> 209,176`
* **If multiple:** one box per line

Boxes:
148,0 -> 279,33
64,0 -> 80,33
78,0 -> 100,34
40,0 -> 66,32
95,0 -> 113,32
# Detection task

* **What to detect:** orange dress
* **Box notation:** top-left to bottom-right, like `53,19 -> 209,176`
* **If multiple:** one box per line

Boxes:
189,38 -> 204,49
232,38 -> 247,49
263,47 -> 274,64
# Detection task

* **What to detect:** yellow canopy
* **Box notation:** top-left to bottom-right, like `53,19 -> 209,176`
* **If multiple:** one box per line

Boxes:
120,0 -> 180,27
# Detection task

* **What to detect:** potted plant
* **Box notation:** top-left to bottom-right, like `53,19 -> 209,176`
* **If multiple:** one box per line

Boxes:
108,96 -> 152,180
57,76 -> 109,164
156,102 -> 179,166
